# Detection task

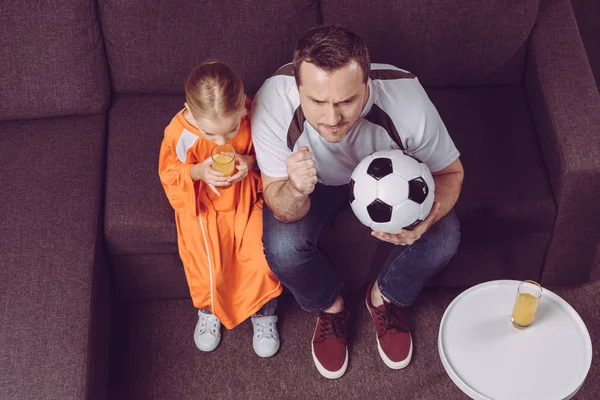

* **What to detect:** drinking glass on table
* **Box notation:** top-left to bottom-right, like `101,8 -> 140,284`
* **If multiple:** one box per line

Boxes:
511,280 -> 542,329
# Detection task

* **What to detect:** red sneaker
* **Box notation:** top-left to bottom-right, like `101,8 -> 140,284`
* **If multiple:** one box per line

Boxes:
365,281 -> 413,369
311,310 -> 349,379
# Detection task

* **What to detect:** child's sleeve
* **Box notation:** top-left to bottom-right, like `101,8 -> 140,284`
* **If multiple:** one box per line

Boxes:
158,130 -> 199,217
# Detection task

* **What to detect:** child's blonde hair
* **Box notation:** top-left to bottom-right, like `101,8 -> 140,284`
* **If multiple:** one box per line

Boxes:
185,61 -> 246,120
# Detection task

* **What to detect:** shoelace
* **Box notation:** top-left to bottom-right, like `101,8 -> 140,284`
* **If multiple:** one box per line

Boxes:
254,320 -> 277,340
198,314 -> 219,337
318,311 -> 348,339
375,302 -> 409,334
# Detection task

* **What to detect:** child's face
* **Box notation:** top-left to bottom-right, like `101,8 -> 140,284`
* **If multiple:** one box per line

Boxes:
194,111 -> 244,145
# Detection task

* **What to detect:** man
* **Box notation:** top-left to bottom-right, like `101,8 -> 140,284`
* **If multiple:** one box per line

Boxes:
251,25 -> 463,379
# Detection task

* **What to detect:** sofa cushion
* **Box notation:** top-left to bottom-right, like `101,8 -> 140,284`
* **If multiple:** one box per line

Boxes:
429,86 -> 556,234
98,0 -> 319,95
322,0 -> 539,87
0,115 -> 108,399
104,94 -> 182,257
0,0 -> 110,120
105,86 -> 555,297
111,254 -> 189,299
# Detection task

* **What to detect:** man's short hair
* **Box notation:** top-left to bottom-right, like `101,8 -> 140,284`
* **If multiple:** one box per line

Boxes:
292,25 -> 370,86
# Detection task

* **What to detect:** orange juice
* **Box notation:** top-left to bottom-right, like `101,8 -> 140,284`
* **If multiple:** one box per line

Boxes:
511,292 -> 539,329
212,153 -> 235,177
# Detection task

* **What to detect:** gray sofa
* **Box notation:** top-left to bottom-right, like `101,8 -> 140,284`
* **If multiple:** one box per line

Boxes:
1,0 -> 599,399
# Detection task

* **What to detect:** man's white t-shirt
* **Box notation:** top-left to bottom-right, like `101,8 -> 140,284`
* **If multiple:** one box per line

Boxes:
251,63 -> 460,186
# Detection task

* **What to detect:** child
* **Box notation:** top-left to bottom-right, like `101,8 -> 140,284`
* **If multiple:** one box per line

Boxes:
158,61 -> 282,357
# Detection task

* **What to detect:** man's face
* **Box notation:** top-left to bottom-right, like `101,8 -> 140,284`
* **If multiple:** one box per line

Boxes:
297,60 -> 368,143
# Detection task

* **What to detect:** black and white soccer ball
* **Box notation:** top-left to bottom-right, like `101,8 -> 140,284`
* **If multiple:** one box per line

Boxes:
349,150 -> 435,233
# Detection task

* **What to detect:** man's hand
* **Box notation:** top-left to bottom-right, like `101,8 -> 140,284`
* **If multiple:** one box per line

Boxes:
190,156 -> 230,196
227,154 -> 252,184
371,201 -> 441,245
286,146 -> 318,195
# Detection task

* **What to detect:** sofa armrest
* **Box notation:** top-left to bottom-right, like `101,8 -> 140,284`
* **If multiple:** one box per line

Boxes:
525,0 -> 600,285
0,115 -> 111,400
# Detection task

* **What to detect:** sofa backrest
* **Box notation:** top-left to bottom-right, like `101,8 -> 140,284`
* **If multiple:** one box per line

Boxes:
98,0 -> 320,96
0,0 -> 110,121
322,0 -> 540,87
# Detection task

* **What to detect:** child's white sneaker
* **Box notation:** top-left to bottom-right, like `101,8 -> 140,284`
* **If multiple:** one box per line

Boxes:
194,311 -> 221,352
251,315 -> 280,358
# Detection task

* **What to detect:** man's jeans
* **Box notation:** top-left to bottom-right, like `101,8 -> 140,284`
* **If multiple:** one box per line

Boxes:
262,183 -> 461,312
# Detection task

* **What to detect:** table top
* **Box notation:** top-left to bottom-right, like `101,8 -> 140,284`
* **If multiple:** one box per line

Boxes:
438,280 -> 592,400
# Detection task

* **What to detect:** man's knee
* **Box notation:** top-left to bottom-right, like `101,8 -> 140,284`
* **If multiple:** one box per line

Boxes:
262,213 -> 319,276
264,231 -> 311,262
378,210 -> 461,306
425,209 -> 461,264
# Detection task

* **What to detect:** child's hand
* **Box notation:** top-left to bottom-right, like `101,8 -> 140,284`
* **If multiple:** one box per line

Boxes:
191,156 -> 230,196
227,154 -> 253,184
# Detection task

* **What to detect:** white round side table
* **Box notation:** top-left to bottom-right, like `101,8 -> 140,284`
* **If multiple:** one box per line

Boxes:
438,280 -> 592,400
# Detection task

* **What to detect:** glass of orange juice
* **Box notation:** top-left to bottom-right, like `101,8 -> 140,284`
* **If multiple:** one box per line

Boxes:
211,144 -> 236,178
511,280 -> 542,329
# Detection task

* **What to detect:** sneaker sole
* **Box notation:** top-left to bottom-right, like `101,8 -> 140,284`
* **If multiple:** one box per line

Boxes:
194,337 -> 220,352
365,298 -> 413,370
254,341 -> 280,358
311,342 -> 348,379
311,319 -> 348,379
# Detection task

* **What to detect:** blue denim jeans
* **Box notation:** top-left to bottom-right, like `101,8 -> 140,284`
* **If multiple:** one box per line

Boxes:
262,183 -> 460,311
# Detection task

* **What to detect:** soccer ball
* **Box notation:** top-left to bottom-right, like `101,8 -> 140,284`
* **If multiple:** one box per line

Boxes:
349,150 -> 435,233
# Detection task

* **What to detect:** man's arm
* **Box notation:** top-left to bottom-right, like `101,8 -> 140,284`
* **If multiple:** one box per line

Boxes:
372,158 -> 464,245
429,158 -> 464,225
262,175 -> 311,223
261,146 -> 318,223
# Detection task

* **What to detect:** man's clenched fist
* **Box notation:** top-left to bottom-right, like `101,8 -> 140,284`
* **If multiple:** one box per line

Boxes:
286,146 -> 318,195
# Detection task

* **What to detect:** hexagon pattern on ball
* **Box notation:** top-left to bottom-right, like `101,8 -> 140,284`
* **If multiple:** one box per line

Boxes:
377,174 -> 409,206
353,173 -> 378,206
350,198 -> 375,228
420,162 -> 435,193
373,200 -> 421,233
419,163 -> 436,221
372,149 -> 401,160
351,154 -> 373,178
391,152 -> 422,180
349,149 -> 435,233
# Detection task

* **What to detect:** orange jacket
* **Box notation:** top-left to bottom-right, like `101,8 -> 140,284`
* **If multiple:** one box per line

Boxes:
158,104 -> 281,329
